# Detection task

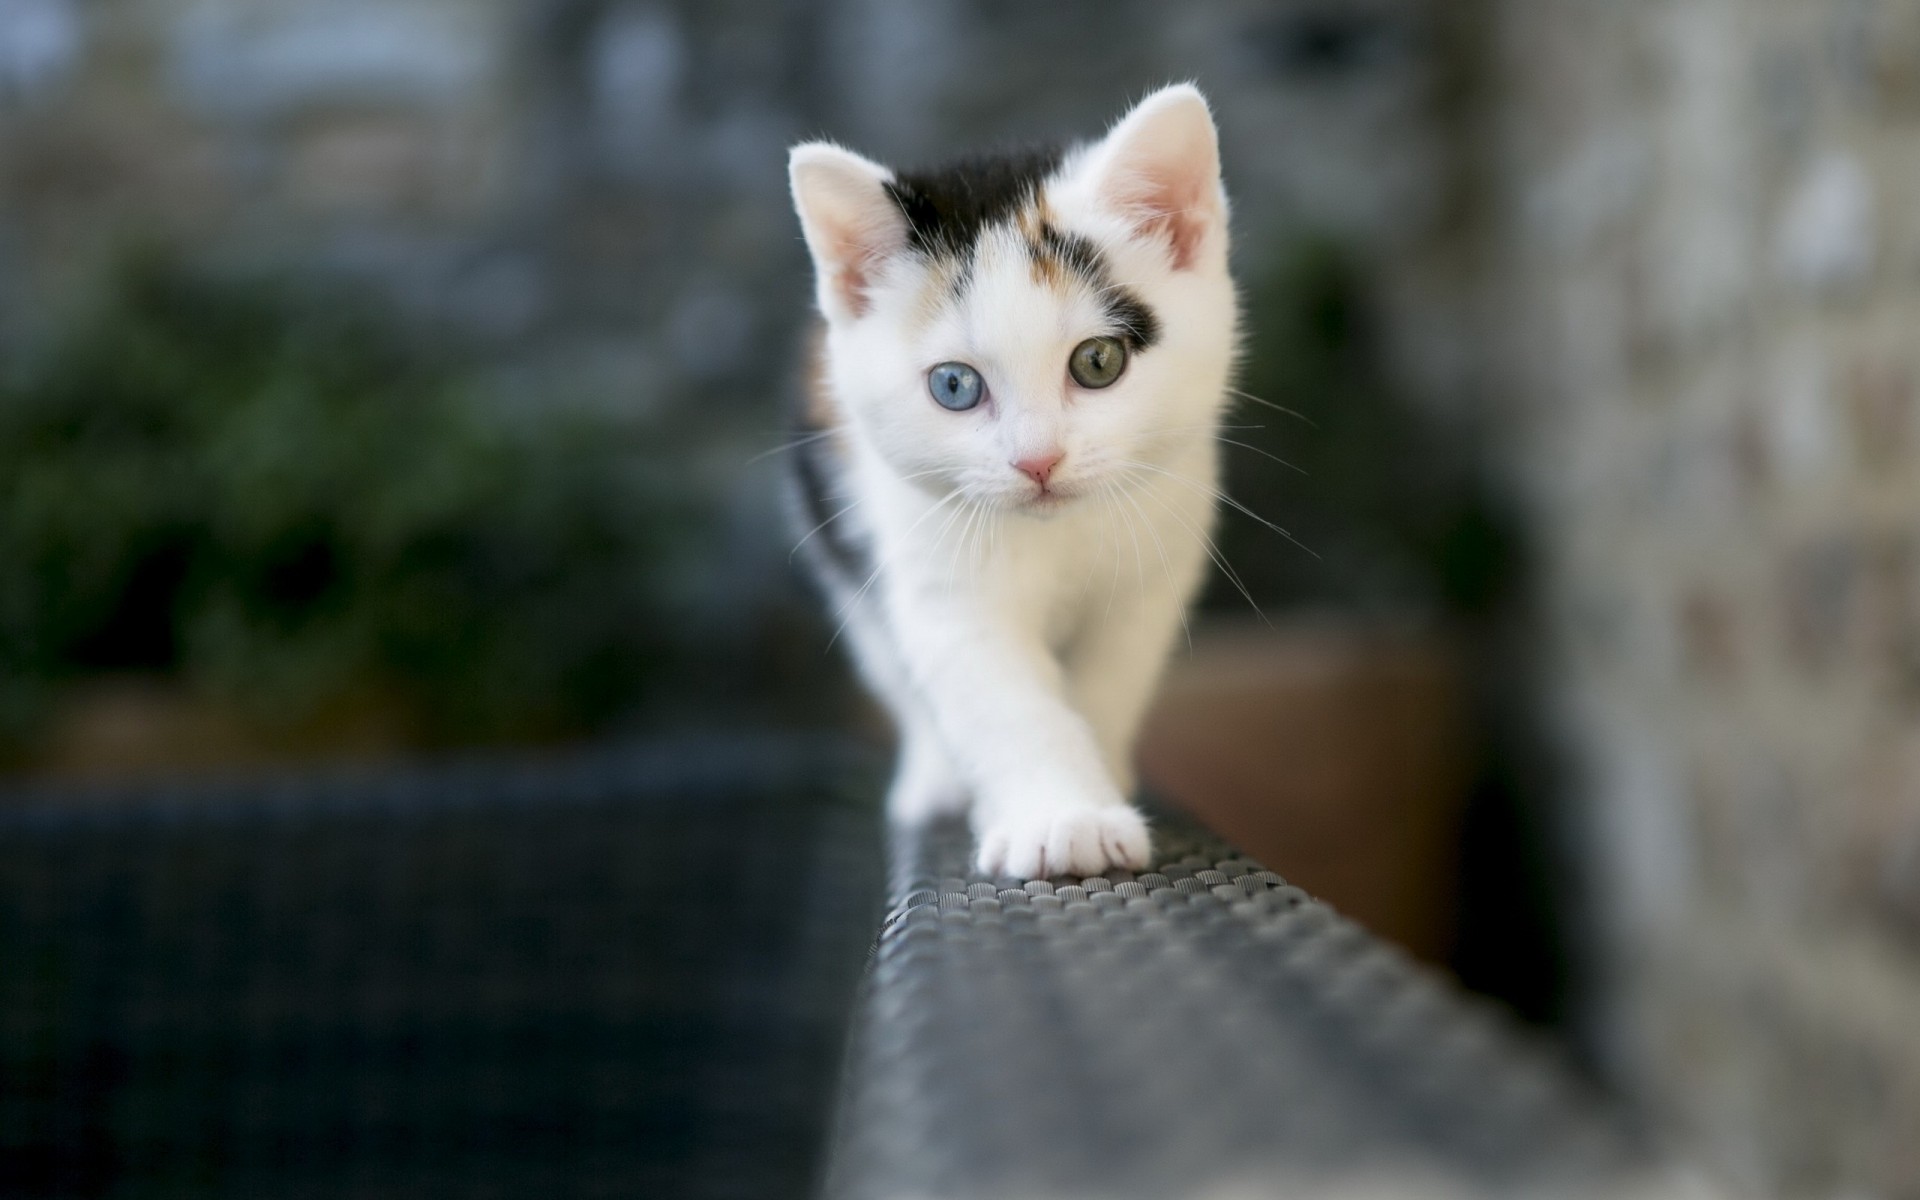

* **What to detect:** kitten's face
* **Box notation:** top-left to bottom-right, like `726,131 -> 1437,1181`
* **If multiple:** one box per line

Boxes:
790,86 -> 1236,515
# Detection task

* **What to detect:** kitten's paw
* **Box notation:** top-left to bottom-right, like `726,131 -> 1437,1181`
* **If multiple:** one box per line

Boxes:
975,804 -> 1152,879
886,739 -> 969,825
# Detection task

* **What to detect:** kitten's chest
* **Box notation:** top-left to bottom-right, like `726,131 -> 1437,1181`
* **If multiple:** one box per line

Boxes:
969,498 -> 1182,643
876,468 -> 1210,644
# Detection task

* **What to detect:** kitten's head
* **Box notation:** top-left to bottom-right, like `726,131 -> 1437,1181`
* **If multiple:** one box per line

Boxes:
789,85 -> 1235,515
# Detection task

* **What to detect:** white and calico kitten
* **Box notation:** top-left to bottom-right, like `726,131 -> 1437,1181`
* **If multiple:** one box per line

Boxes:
786,85 -> 1236,878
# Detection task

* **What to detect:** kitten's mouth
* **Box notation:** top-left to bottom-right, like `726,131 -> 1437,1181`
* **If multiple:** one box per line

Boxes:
1018,483 -> 1079,513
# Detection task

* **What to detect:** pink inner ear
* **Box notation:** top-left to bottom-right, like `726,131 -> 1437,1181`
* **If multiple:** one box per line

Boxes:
833,258 -> 872,318
1113,161 -> 1214,272
814,218 -> 879,317
793,147 -> 904,322
1096,92 -> 1223,272
1138,170 -> 1209,271
817,201 -> 902,319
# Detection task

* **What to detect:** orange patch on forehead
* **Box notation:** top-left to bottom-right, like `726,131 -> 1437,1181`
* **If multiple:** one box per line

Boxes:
1018,197 -> 1071,291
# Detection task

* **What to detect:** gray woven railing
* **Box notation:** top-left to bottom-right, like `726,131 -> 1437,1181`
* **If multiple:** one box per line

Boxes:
1,741 -> 1701,1198
826,807 -> 1686,1200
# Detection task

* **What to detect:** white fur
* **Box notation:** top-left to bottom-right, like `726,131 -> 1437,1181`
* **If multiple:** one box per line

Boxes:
789,85 -> 1237,878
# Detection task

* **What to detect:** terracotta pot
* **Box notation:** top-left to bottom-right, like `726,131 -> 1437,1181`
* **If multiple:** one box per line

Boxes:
1137,620 -> 1473,963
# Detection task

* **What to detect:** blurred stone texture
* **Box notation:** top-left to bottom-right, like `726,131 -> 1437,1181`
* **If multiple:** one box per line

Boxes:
1480,1 -> 1920,1194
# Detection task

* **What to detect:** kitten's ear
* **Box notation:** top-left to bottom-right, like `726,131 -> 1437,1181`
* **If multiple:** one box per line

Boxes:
1083,84 -> 1225,272
789,142 -> 906,321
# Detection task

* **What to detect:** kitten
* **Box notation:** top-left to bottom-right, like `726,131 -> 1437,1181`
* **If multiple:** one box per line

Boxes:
786,85 -> 1236,878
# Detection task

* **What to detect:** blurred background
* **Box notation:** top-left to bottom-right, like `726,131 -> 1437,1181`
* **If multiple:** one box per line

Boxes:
2,0 -> 1919,1196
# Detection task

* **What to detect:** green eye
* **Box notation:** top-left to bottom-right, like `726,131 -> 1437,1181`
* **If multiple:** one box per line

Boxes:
1068,336 -> 1127,389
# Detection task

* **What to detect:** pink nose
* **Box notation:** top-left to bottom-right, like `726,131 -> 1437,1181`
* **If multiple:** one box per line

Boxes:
1013,451 -> 1064,487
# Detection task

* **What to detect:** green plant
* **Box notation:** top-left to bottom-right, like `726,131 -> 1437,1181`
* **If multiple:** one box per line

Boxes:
0,259 -> 693,753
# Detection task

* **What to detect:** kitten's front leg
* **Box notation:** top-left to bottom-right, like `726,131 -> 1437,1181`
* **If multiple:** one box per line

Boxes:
1066,577 -> 1196,798
887,715 -> 968,825
837,607 -> 970,825
890,590 -> 1150,878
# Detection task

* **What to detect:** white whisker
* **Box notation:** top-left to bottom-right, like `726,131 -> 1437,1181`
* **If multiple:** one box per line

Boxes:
1128,470 -> 1270,626
1228,388 -> 1318,428
789,499 -> 860,563
1111,479 -> 1146,593
1095,484 -> 1120,618
1141,421 -> 1266,437
962,497 -> 988,576
1216,436 -> 1308,476
938,494 -> 980,598
826,490 -> 963,649
1121,458 -> 1318,560
746,428 -> 836,465
791,467 -> 951,563
1117,483 -> 1190,652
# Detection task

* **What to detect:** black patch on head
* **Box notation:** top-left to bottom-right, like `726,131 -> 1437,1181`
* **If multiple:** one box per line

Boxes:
1035,223 -> 1103,283
1105,289 -> 1161,352
885,145 -> 1162,355
1030,221 -> 1161,352
885,145 -> 1063,260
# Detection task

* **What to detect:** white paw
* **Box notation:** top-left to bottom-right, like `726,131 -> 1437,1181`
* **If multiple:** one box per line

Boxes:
975,804 -> 1152,879
885,738 -> 970,825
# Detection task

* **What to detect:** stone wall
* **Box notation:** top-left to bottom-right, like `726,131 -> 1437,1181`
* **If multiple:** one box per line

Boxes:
1478,1 -> 1920,1193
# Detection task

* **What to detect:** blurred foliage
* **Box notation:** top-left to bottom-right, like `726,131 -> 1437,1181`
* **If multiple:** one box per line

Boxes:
1214,239 -> 1520,621
0,258 -> 696,756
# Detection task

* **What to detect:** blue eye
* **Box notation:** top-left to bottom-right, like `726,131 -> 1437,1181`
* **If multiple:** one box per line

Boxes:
927,362 -> 984,411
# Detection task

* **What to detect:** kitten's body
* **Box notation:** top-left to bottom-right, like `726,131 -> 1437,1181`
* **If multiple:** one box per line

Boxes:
787,87 -> 1236,878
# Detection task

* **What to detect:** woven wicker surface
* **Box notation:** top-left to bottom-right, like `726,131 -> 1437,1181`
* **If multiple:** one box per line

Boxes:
827,809 -> 1658,1200
2,743 -> 1677,1200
